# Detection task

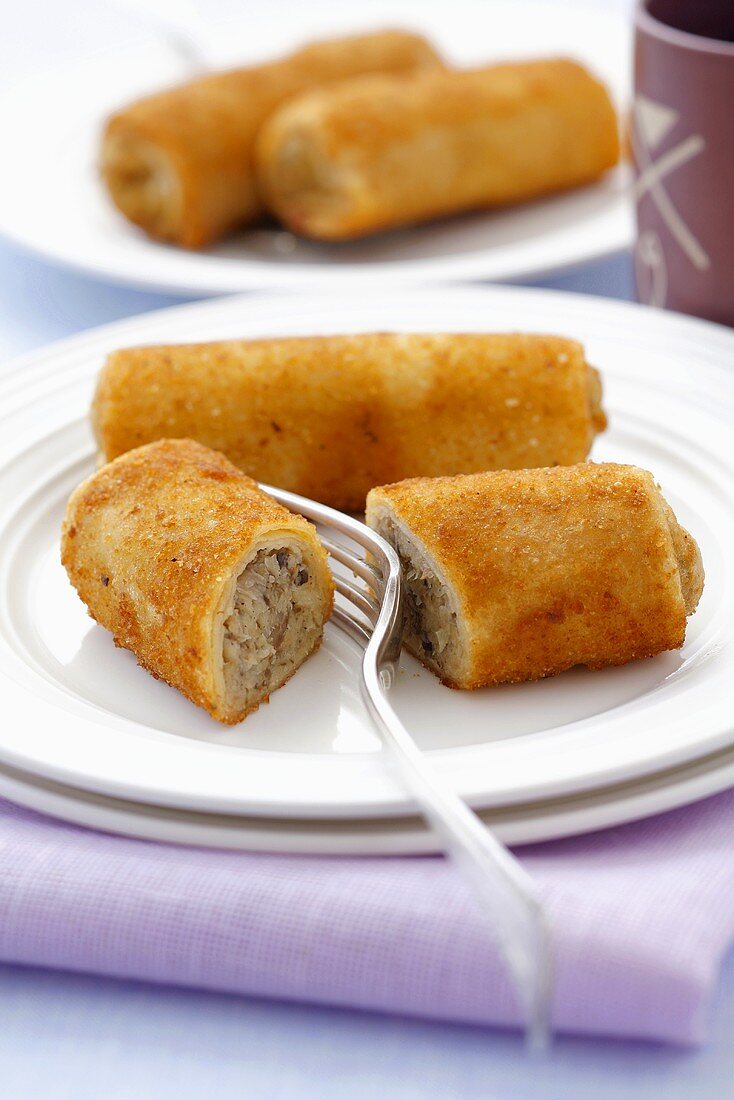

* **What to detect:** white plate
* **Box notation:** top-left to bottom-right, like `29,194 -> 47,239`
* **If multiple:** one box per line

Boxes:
0,285 -> 733,822
0,0 -> 633,296
4,739 -> 734,855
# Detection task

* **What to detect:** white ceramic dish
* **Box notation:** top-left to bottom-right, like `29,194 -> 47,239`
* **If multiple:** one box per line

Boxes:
0,0 -> 632,296
3,741 -> 734,855
0,285 -> 733,826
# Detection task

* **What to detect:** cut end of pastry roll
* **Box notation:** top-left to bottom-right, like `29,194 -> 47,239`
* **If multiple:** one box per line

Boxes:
256,129 -> 357,240
368,503 -> 467,687
219,542 -> 327,720
101,125 -> 187,245
61,439 -> 334,724
367,464 -> 704,690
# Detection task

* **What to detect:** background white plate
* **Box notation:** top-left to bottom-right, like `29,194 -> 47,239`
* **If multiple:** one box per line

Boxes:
0,0 -> 633,296
0,285 -> 733,824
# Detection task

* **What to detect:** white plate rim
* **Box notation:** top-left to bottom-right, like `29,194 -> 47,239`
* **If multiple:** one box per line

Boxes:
2,736 -> 734,855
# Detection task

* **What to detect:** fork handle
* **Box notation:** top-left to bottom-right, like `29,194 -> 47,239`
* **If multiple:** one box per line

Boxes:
361,660 -> 553,1049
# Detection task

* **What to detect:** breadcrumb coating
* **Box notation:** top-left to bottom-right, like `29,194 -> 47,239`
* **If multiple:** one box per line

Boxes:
61,439 -> 334,723
256,58 -> 619,239
367,463 -> 703,688
93,332 -> 606,511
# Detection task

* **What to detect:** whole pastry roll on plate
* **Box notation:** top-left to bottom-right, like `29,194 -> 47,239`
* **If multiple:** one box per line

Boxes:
255,57 -> 620,240
101,29 -> 443,248
92,332 -> 606,512
366,464 -> 704,689
61,439 -> 334,724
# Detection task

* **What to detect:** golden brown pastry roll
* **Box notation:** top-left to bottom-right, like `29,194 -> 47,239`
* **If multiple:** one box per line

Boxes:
101,30 -> 443,248
92,333 -> 606,512
255,58 -> 620,239
366,464 -> 703,689
61,439 -> 334,724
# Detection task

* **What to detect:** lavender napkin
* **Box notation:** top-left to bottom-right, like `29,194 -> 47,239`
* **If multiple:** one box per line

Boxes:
1,788 -> 734,1046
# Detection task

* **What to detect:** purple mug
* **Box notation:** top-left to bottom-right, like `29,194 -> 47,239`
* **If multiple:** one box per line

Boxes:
633,1 -> 734,326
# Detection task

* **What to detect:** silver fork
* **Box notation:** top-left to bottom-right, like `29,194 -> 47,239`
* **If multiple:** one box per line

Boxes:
264,484 -> 553,1048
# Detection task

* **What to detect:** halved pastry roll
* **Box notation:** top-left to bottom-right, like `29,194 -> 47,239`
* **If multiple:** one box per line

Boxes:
255,58 -> 620,239
366,464 -> 704,688
92,332 -> 606,512
61,439 -> 334,724
101,30 -> 443,248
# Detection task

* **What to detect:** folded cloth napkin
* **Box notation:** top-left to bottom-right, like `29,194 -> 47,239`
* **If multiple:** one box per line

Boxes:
1,788 -> 734,1047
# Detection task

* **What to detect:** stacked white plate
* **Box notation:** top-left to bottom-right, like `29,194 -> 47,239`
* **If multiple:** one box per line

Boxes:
1,285 -> 733,854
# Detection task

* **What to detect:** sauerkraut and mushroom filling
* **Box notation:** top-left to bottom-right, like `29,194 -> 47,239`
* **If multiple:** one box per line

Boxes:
374,512 -> 461,681
222,545 -> 323,713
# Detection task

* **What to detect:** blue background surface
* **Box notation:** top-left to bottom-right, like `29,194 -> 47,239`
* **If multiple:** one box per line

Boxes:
1,947 -> 733,1098
3,0 -> 734,1093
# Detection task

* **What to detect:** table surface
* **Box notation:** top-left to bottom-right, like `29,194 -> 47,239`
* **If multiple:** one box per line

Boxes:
3,1 -> 734,1095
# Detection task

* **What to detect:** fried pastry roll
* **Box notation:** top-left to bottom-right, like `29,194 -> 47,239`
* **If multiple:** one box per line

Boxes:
256,58 -> 620,239
101,30 -> 443,248
92,333 -> 606,512
61,439 -> 334,724
366,464 -> 704,688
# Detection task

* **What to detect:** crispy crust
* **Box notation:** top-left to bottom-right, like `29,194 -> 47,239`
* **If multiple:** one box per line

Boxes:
366,463 -> 704,689
101,30 -> 443,248
92,332 -> 606,512
61,439 -> 334,723
255,58 -> 620,239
